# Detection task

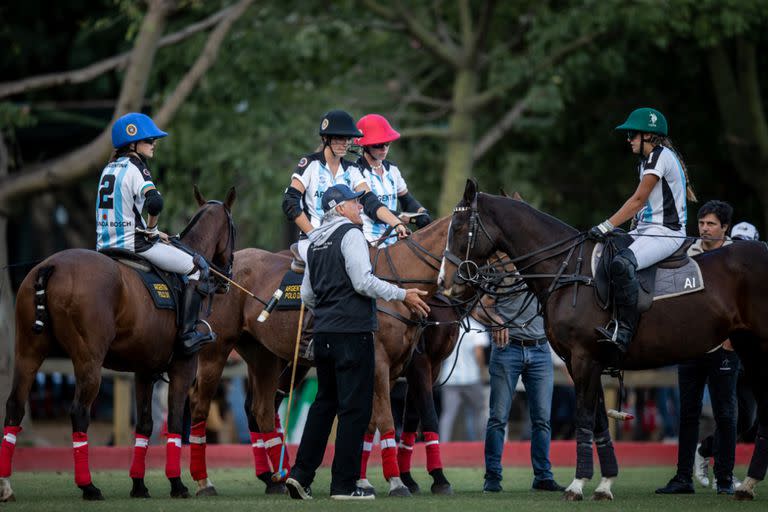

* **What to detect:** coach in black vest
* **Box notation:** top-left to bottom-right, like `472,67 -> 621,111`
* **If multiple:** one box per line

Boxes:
286,184 -> 430,501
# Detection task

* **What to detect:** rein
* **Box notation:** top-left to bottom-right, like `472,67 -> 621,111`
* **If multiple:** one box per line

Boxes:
372,233 -> 444,286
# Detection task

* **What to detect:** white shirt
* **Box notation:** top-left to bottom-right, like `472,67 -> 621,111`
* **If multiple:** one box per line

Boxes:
291,151 -> 366,230
439,317 -> 489,386
358,159 -> 407,246
635,145 -> 687,233
95,155 -> 154,252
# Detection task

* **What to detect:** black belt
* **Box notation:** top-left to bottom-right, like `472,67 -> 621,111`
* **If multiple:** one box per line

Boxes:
508,337 -> 548,347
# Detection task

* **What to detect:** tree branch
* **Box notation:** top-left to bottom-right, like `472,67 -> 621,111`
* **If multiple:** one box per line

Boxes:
155,0 -> 254,126
467,31 -> 600,110
468,0 -> 497,61
473,94 -> 533,160
0,4 -> 236,99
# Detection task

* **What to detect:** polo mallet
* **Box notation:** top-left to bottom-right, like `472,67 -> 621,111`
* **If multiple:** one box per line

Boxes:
272,301 -> 305,482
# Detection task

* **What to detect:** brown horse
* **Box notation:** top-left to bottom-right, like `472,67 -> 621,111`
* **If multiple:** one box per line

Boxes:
0,187 -> 236,502
187,217 -> 458,496
439,179 -> 768,501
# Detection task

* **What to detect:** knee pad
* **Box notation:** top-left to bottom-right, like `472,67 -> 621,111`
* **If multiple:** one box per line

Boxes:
610,249 -> 638,279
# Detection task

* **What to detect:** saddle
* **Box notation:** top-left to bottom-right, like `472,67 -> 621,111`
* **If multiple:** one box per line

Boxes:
592,233 -> 702,313
98,248 -> 185,324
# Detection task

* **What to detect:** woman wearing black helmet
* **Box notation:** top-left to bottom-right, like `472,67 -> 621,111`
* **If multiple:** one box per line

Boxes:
282,110 -> 409,261
96,112 -> 215,355
588,107 -> 697,366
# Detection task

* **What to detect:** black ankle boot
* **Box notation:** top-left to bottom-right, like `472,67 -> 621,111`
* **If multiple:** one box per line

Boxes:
178,280 -> 215,355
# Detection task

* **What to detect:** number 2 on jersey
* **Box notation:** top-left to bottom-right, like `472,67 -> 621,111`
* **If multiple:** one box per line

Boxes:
98,175 -> 116,209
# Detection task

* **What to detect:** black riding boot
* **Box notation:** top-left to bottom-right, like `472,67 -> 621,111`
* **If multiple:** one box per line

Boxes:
178,280 -> 216,356
597,249 -> 639,367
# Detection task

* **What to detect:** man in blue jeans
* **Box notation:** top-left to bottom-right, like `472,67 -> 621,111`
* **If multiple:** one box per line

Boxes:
476,284 -> 564,493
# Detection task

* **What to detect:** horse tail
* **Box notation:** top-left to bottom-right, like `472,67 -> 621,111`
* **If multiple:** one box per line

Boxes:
32,265 -> 55,334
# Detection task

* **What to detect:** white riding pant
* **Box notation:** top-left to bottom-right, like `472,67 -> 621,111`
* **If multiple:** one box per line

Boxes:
628,224 -> 685,270
139,242 -> 200,280
297,237 -> 311,263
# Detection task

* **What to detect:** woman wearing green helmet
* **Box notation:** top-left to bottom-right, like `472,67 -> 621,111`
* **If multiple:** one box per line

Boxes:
588,107 -> 697,366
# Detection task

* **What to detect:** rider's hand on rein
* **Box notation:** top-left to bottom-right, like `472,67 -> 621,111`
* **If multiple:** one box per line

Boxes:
587,219 -> 614,242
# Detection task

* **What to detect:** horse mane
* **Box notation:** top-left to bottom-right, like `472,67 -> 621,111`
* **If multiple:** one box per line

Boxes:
482,192 -> 579,237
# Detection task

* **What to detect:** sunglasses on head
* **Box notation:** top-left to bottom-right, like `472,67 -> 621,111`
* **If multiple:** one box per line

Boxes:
368,142 -> 391,149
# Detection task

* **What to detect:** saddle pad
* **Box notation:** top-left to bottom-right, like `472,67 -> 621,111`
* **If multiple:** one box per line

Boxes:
591,244 -> 704,304
131,266 -> 178,310
275,270 -> 303,311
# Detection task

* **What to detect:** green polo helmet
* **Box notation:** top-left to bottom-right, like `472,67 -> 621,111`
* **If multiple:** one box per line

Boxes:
615,107 -> 668,136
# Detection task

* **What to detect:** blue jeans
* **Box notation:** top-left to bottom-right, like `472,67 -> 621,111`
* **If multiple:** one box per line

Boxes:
484,341 -> 554,484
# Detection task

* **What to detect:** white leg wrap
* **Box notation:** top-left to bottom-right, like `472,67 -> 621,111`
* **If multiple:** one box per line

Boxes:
593,477 -> 615,500
565,477 -> 589,496
736,476 -> 758,494
0,478 -> 13,502
389,477 -> 406,491
357,478 -> 374,489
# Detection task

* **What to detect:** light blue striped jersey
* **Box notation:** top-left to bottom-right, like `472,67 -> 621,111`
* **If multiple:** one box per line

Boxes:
95,155 -> 156,252
357,159 -> 407,246
635,145 -> 687,233
291,151 -> 366,230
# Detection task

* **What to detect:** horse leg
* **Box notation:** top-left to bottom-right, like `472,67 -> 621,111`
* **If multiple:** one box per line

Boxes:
405,354 -> 452,495
592,388 -> 618,501
128,374 -> 154,498
165,357 -> 197,499
371,361 -> 411,497
70,363 -> 105,501
735,350 -> 768,501
358,419 -> 377,492
564,356 -> 603,501
188,342 -> 231,497
0,327 -> 51,502
398,384 -> 421,494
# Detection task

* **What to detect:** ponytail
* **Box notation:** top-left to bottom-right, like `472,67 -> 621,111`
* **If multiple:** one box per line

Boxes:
651,135 -> 698,203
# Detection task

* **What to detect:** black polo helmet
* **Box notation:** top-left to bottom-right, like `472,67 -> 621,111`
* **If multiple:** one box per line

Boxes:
318,110 -> 363,138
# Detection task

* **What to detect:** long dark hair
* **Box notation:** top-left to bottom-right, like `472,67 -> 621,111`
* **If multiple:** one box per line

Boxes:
648,134 -> 698,202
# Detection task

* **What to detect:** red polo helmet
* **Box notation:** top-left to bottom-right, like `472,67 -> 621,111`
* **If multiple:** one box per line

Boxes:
355,114 -> 401,146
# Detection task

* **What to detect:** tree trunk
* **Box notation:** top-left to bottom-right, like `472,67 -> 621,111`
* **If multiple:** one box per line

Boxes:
0,134 -> 13,424
437,68 -> 478,216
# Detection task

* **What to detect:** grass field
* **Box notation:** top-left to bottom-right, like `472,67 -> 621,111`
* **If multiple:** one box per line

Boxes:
5,466 -> 763,511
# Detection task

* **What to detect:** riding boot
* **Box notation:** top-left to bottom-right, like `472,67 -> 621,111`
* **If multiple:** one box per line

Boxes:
597,249 -> 639,367
178,280 -> 216,356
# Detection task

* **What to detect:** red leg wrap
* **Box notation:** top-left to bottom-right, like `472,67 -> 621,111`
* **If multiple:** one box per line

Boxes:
397,431 -> 416,474
189,421 -> 207,481
72,432 -> 92,486
129,433 -> 150,479
380,430 -> 399,480
165,433 -> 182,479
424,431 -> 443,472
360,433 -> 375,479
274,413 -> 283,433
0,426 -> 22,478
250,432 -> 271,475
264,431 -> 290,475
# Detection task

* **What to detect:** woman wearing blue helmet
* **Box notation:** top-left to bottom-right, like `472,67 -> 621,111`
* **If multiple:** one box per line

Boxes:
96,112 -> 214,355
588,107 -> 697,368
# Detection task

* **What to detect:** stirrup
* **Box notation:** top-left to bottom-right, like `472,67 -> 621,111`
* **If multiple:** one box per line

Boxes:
595,319 -> 619,343
180,320 -> 216,356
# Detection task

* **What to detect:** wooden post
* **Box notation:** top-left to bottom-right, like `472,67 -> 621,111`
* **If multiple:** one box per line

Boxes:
113,375 -> 132,446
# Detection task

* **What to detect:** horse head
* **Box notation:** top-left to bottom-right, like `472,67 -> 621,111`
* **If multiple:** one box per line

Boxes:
181,185 -> 237,292
439,179 -> 499,299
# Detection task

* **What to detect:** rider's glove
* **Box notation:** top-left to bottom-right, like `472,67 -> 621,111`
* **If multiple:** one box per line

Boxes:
587,220 -> 614,242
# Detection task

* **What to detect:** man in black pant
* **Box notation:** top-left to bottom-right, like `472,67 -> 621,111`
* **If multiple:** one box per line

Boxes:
656,200 -> 740,496
285,184 -> 430,501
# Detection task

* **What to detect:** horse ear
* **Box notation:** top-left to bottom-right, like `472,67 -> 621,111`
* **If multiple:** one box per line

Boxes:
512,191 -> 524,201
194,185 -> 206,206
224,187 -> 237,211
463,178 -> 478,204
499,188 -> 510,198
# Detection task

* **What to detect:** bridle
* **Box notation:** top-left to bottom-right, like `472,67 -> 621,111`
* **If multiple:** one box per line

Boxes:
176,200 -> 236,294
443,191 -> 494,285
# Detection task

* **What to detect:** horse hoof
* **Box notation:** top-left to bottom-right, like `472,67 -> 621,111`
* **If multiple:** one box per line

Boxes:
400,472 -> 420,494
169,477 -> 190,499
563,490 -> 583,501
592,491 -> 613,501
130,478 -> 151,498
195,486 -> 218,497
388,485 -> 412,498
0,494 -> 15,503
734,490 -> 755,501
431,482 -> 453,495
80,483 -> 105,501
265,483 -> 287,495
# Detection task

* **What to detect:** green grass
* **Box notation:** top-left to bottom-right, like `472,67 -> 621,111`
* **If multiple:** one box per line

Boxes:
5,466 -> 764,511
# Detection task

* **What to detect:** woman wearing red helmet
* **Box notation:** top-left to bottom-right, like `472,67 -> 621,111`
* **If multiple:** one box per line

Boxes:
355,114 -> 431,247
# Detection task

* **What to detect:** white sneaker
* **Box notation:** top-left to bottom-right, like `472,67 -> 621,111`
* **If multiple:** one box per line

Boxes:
694,443 -> 710,488
330,487 -> 375,500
